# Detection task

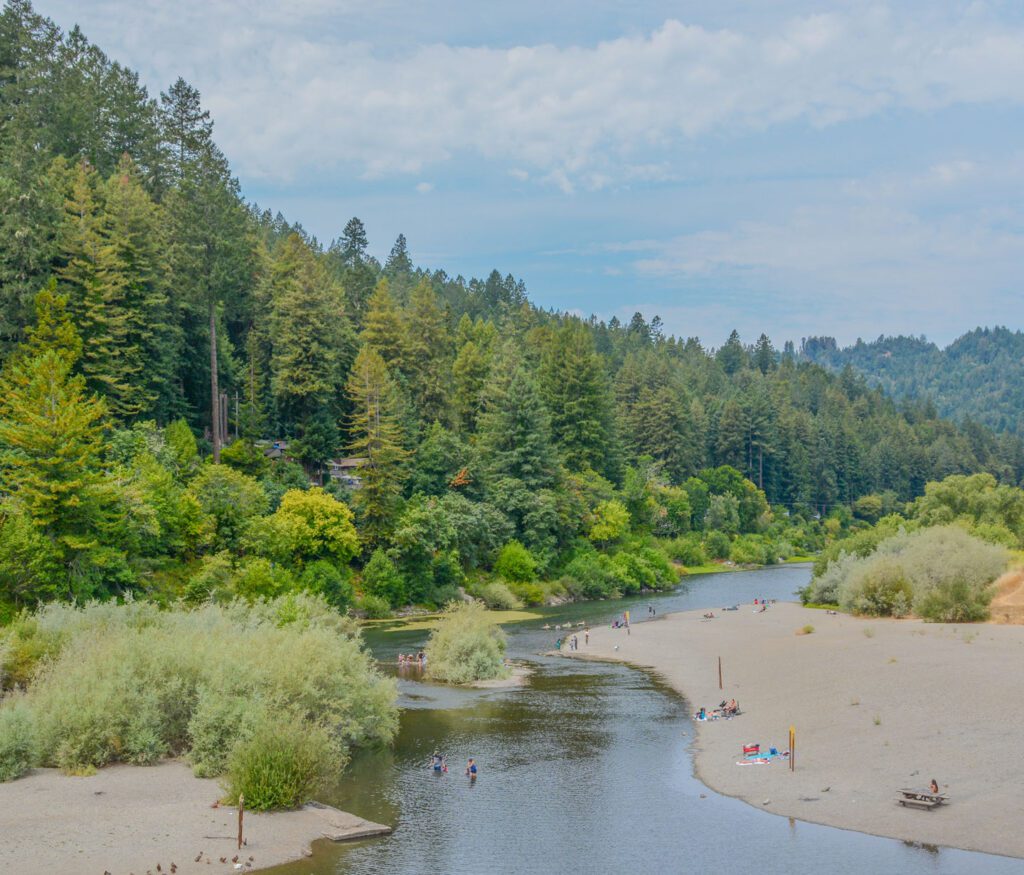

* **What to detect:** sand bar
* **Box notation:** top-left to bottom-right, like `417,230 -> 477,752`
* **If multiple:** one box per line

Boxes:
564,601 -> 1024,858
0,760 -> 390,875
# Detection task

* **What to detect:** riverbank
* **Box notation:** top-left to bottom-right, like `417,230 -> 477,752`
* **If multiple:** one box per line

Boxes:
0,761 -> 390,875
562,601 -> 1024,858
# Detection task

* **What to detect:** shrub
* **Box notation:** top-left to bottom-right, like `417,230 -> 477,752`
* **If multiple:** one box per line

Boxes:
360,550 -> 406,607
729,535 -> 766,566
475,581 -> 522,611
665,535 -> 706,567
0,597 -> 397,802
812,525 -> 1006,620
298,561 -> 354,611
509,581 -> 546,606
0,700 -> 38,781
184,551 -> 235,603
425,602 -> 509,684
915,577 -> 994,623
354,594 -> 392,619
704,530 -> 731,560
222,714 -> 341,811
494,540 -> 538,583
839,558 -> 913,617
232,558 -> 298,601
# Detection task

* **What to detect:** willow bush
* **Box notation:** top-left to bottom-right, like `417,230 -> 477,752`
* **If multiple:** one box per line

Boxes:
0,595 -> 397,806
806,525 -> 1006,620
425,602 -> 509,684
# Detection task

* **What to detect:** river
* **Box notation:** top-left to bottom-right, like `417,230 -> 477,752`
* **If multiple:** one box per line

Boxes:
267,565 -> 1021,874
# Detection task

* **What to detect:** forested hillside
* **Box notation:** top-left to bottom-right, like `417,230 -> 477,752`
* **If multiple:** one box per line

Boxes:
2,1 -> 1023,617
801,328 -> 1024,436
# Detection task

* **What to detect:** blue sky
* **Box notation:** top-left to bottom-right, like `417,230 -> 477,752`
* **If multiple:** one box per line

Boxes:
41,1 -> 1024,347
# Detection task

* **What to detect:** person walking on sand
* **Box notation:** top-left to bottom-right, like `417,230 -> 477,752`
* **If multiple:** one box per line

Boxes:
584,627 -> 590,645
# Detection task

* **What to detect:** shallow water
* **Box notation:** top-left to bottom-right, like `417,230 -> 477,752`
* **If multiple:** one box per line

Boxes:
266,567 -> 1021,874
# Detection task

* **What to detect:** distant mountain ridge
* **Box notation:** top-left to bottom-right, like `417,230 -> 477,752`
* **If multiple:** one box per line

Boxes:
800,327 -> 1024,435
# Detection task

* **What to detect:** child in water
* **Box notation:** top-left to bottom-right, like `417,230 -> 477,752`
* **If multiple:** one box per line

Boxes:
466,758 -> 478,779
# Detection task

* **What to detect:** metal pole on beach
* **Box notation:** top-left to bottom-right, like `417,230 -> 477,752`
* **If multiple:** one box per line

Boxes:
238,793 -> 245,849
718,656 -> 723,690
789,726 -> 795,771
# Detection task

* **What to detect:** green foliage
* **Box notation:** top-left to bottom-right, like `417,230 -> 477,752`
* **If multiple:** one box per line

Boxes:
0,597 -> 397,800
189,464 -> 268,552
704,530 -> 731,560
220,438 -> 271,478
472,581 -> 523,610
0,700 -> 38,781
360,549 -> 406,608
354,593 -> 392,619
298,561 -> 354,611
223,714 -> 341,811
809,524 -> 1006,620
256,487 -> 359,568
424,602 -> 509,685
665,534 -> 707,567
494,540 -> 538,583
588,499 -> 630,544
345,345 -> 409,544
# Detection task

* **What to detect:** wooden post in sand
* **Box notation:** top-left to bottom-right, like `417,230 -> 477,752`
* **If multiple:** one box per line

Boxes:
789,726 -> 795,771
718,656 -> 723,690
238,793 -> 245,849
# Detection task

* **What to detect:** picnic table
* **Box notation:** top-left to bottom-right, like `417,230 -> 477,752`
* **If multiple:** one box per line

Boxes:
897,788 -> 949,810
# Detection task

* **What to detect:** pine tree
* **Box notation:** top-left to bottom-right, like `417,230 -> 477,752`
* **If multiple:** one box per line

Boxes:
160,77 -> 213,178
404,278 -> 451,424
0,296 -> 122,598
360,278 -> 406,372
267,233 -> 352,425
345,345 -> 409,545
101,154 -> 174,418
384,233 -> 413,302
451,315 -> 496,433
716,329 -> 746,375
56,159 -> 138,414
478,367 -> 558,490
539,322 -> 615,475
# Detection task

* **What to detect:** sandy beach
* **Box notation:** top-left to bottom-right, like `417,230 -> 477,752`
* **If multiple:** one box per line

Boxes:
0,760 -> 389,875
565,601 -> 1024,858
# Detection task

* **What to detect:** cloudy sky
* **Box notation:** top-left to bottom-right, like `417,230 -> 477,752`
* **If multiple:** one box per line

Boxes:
41,1 -> 1024,347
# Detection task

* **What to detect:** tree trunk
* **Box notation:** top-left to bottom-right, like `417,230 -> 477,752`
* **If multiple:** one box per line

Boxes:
210,299 -> 221,463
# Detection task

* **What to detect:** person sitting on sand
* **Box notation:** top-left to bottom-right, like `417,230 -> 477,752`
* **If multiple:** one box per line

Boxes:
726,699 -> 738,714
929,779 -> 939,795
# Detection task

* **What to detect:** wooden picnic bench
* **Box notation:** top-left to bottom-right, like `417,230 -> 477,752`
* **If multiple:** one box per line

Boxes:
897,788 -> 949,810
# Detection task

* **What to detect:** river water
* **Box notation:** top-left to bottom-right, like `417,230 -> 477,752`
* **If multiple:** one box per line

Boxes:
268,566 -> 1021,874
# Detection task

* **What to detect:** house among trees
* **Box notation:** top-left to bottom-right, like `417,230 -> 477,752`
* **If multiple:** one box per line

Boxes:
329,457 -> 367,489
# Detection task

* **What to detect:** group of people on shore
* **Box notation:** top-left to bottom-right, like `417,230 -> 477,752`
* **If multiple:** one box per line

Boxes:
398,652 -> 426,670
557,629 -> 588,651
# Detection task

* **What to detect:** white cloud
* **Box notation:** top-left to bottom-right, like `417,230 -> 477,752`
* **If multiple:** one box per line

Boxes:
415,181 -> 434,194
40,2 -> 1024,190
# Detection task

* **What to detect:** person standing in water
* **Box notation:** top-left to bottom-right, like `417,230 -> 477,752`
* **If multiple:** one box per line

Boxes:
466,758 -> 478,780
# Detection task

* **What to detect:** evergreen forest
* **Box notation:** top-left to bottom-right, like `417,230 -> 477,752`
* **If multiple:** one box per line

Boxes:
2,1 -> 1023,618
801,329 -> 1024,437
